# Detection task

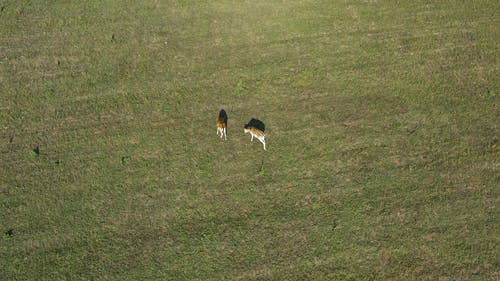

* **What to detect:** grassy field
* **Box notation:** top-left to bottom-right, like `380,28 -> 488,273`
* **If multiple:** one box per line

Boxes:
1,0 -> 498,280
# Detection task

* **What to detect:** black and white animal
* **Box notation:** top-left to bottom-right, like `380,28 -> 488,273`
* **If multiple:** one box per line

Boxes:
244,118 -> 266,150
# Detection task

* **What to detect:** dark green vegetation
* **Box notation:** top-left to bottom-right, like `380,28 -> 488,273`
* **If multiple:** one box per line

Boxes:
1,1 -> 498,280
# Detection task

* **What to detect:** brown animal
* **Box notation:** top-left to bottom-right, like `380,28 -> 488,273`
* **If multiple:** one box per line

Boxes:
216,109 -> 227,140
244,118 -> 266,150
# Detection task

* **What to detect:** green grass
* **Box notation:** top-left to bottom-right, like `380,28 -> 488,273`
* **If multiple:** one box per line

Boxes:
1,0 -> 498,280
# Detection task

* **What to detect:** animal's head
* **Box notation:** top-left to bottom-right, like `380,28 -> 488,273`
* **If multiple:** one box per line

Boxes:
244,124 -> 250,133
219,109 -> 227,120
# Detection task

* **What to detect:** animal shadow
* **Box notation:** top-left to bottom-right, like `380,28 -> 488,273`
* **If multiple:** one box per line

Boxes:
245,118 -> 265,132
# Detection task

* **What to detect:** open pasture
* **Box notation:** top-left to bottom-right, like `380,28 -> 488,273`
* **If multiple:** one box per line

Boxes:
1,0 -> 498,280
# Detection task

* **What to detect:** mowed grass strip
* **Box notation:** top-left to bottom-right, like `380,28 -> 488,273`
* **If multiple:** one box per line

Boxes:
1,0 -> 498,280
